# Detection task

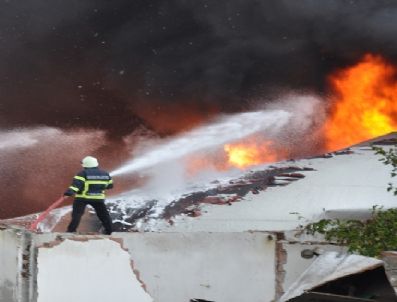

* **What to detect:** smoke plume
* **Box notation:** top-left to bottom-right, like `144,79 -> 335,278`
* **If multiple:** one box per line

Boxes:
1,0 -> 397,133
1,0 -> 397,217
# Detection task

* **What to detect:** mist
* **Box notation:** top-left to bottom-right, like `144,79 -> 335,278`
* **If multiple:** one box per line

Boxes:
0,127 -> 128,218
110,94 -> 326,204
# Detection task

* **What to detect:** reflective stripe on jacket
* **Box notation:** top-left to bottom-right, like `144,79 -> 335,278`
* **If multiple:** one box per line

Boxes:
64,167 -> 113,200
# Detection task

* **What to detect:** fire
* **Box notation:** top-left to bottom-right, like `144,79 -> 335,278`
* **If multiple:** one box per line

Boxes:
224,140 -> 278,169
325,54 -> 397,150
191,54 -> 397,172
185,140 -> 282,174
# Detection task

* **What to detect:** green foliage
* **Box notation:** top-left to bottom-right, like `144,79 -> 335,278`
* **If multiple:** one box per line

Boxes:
305,145 -> 397,257
373,145 -> 397,195
305,206 -> 397,257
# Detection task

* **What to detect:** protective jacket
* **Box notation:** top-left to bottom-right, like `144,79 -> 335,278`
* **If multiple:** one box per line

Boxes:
64,167 -> 113,200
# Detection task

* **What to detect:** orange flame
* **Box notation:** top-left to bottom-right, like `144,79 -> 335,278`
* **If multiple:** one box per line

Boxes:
325,54 -> 397,150
189,54 -> 397,173
224,140 -> 279,169
185,140 -> 282,174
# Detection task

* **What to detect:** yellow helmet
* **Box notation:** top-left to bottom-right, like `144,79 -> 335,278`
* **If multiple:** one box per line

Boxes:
81,156 -> 99,168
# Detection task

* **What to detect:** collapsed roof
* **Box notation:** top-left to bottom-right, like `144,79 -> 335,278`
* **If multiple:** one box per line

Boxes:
280,251 -> 396,302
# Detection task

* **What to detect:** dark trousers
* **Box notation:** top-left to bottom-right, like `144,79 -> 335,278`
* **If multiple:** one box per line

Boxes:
67,199 -> 113,235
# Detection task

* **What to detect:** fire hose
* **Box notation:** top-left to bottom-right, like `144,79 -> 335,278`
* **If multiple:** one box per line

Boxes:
29,196 -> 68,232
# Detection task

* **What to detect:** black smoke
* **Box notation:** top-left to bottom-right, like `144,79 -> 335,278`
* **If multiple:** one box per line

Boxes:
1,0 -> 397,134
2,0 -> 397,219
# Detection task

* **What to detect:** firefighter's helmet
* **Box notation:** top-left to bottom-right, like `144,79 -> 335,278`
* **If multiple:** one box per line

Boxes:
81,156 -> 99,168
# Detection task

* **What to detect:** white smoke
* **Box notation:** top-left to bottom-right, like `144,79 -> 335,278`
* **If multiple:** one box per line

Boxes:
0,128 -> 57,150
0,127 -> 107,218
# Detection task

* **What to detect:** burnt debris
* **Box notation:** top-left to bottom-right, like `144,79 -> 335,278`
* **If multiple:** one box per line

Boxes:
107,166 -> 314,231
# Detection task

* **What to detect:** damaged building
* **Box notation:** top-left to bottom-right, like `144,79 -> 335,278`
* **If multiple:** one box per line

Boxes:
2,134 -> 397,302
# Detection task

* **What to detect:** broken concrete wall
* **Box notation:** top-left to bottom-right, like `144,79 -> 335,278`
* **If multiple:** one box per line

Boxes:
1,230 -> 277,302
0,227 -> 32,302
36,238 -> 153,302
117,232 -> 276,302
0,228 -> 20,302
1,227 -> 354,302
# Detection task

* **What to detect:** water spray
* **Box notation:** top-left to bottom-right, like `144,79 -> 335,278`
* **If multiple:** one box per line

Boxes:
111,110 -> 291,177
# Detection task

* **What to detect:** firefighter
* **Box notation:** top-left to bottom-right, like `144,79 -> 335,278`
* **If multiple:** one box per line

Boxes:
64,156 -> 114,235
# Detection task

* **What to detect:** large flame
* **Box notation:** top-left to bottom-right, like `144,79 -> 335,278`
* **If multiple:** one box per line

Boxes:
188,54 -> 397,172
324,54 -> 397,150
185,139 -> 282,174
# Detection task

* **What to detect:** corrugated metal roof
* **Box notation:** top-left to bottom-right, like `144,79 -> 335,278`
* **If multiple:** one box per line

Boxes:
280,251 -> 383,301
